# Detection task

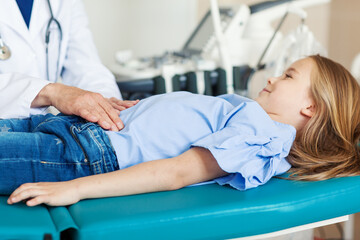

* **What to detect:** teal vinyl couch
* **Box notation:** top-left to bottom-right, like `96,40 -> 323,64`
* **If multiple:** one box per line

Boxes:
1,176 -> 360,240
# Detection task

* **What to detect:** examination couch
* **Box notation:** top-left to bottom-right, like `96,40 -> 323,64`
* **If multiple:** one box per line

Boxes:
1,175 -> 360,240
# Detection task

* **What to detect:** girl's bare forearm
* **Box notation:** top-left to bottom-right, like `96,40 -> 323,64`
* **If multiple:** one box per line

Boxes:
73,158 -> 180,200
73,147 -> 227,201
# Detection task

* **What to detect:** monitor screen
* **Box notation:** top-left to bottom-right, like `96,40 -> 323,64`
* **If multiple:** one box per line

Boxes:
182,8 -> 232,56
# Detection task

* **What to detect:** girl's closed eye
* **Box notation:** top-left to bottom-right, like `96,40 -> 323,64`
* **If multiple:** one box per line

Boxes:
284,73 -> 292,79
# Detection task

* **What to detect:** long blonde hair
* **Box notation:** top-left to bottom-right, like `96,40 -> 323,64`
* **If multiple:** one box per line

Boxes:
286,55 -> 360,181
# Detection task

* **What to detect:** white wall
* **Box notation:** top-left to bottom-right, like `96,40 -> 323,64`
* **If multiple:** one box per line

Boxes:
82,0 -> 198,67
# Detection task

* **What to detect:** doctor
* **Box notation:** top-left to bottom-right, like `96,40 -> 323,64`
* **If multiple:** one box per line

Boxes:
0,0 -> 131,131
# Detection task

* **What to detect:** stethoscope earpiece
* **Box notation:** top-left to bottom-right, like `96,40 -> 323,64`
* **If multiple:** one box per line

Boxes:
0,45 -> 11,60
0,38 -> 11,60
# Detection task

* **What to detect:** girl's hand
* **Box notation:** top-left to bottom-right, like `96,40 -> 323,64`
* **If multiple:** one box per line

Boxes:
7,181 -> 81,207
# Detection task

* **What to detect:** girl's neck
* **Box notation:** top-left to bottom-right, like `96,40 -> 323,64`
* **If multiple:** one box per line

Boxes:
267,113 -> 306,132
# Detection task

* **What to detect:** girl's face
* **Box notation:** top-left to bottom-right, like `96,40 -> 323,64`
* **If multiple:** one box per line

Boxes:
255,57 -> 315,130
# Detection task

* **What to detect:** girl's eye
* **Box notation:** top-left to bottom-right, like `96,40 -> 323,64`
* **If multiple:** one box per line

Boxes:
285,74 -> 292,79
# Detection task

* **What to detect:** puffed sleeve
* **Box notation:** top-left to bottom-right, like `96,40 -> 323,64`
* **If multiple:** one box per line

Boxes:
191,126 -> 294,190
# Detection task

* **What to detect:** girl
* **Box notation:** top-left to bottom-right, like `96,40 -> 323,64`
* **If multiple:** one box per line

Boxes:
3,55 -> 360,207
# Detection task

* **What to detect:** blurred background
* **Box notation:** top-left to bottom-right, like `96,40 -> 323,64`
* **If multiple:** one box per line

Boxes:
83,0 -> 360,71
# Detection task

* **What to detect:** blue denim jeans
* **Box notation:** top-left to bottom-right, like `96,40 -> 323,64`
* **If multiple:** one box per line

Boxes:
0,114 -> 118,194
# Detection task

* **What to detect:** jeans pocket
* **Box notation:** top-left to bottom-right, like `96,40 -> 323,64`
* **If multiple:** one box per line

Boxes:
70,122 -> 118,175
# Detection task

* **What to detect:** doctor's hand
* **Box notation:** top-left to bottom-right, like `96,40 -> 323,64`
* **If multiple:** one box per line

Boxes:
106,97 -> 139,113
32,83 -> 138,131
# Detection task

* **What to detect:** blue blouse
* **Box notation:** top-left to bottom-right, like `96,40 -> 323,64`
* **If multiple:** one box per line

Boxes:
106,92 -> 296,190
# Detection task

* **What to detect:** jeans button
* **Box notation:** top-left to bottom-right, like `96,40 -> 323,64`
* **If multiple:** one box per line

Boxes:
84,159 -> 88,163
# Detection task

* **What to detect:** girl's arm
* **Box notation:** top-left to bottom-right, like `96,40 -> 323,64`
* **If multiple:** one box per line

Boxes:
8,147 -> 227,207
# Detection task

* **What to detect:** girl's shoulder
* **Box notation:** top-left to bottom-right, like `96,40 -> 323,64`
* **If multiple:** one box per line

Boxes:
218,94 -> 296,140
216,94 -> 253,106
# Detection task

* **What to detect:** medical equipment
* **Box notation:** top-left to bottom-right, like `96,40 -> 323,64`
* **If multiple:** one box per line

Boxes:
111,0 -> 330,100
0,0 -> 62,82
0,33 -> 11,60
262,13 -> 326,77
45,0 -> 62,83
112,4 -> 250,98
113,4 -> 250,98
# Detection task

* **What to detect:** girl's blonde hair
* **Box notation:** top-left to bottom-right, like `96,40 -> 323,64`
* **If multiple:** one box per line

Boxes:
287,55 -> 360,181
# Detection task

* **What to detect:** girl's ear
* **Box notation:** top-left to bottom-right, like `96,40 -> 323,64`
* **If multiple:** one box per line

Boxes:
301,104 -> 316,118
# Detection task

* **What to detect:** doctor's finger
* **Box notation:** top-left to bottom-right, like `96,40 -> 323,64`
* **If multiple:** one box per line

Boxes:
99,101 -> 124,130
76,100 -> 119,130
124,99 -> 140,106
93,107 -> 120,131
107,98 -> 126,111
109,98 -> 139,108
108,101 -> 126,111
78,109 -> 99,123
78,108 -> 113,130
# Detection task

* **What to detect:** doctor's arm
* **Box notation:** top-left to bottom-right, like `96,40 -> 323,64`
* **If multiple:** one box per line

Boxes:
8,147 -> 228,207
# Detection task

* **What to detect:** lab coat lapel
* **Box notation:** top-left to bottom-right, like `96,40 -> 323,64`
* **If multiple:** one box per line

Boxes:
0,0 -> 33,48
29,0 -> 51,40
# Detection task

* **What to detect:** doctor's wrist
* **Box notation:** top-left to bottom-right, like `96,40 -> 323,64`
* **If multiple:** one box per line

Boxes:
31,83 -> 58,108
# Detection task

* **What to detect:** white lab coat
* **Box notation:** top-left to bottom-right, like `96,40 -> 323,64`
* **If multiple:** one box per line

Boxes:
0,0 -> 121,118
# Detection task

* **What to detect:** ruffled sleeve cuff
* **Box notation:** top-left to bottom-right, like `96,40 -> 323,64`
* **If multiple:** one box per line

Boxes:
191,127 -> 294,190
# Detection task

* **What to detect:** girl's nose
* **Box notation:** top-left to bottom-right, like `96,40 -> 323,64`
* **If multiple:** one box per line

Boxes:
267,76 -> 276,84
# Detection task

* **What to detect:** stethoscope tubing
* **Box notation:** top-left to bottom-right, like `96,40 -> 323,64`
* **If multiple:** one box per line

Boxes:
45,0 -> 62,82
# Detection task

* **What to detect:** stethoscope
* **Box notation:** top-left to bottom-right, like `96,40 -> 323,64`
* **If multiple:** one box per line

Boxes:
0,32 -> 11,60
0,0 -> 62,82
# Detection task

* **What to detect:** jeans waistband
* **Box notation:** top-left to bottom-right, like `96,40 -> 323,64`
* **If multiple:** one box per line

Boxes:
70,122 -> 119,175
